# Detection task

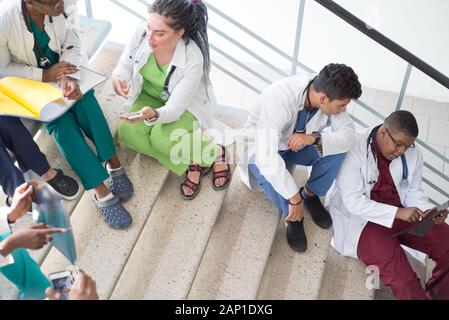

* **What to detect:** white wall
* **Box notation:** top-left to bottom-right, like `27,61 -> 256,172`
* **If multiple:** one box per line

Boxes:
333,0 -> 449,102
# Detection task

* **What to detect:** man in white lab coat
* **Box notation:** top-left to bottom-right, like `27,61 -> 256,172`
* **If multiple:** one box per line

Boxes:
238,63 -> 362,252
327,110 -> 449,300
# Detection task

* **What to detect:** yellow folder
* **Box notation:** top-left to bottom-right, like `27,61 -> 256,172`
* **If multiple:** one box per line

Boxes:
0,67 -> 107,122
0,77 -> 64,120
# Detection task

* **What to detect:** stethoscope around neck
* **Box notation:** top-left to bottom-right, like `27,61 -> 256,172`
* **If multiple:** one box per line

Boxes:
21,0 -> 77,69
128,30 -> 177,101
367,126 -> 409,188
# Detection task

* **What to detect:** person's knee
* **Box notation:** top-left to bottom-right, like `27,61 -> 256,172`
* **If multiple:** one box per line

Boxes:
0,116 -> 22,127
50,121 -> 73,143
334,152 -> 347,166
46,113 -> 73,137
150,127 -> 171,155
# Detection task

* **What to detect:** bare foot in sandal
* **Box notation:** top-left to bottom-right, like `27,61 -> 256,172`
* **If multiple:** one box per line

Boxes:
181,164 -> 211,200
182,169 -> 201,197
212,146 -> 231,190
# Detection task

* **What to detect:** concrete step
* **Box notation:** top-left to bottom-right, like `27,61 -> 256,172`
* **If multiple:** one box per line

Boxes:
110,167 -> 234,299
187,172 -> 281,299
257,189 -> 333,299
40,146 -> 169,299
318,246 -> 375,300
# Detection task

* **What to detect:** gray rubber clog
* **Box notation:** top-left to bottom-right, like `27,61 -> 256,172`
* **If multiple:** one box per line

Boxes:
93,194 -> 133,230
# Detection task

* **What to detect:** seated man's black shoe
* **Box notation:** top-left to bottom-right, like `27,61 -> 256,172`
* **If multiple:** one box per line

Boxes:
47,169 -> 80,201
286,219 -> 307,252
300,187 -> 332,229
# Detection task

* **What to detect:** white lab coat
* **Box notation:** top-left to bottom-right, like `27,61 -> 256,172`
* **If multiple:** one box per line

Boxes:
325,127 -> 434,259
237,73 -> 356,200
0,207 -> 14,267
112,21 -> 216,132
0,0 -> 84,80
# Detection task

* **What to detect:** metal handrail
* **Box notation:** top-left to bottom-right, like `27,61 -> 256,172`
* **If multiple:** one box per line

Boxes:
315,0 -> 449,90
206,2 -> 314,74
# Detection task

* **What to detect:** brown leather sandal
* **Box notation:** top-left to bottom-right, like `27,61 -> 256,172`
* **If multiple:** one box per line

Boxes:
212,146 -> 232,191
180,164 -> 212,200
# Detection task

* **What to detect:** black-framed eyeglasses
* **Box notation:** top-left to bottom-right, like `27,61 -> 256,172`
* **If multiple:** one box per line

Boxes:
385,127 -> 415,152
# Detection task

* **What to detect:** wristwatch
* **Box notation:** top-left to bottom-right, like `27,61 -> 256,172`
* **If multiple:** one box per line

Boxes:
311,131 -> 322,146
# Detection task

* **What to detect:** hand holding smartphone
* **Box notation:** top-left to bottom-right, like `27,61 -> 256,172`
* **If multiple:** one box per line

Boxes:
121,111 -> 142,121
48,270 -> 75,300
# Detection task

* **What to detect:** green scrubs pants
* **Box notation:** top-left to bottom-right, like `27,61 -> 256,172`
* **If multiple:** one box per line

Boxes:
0,233 -> 50,300
118,95 -> 216,176
47,90 -> 116,190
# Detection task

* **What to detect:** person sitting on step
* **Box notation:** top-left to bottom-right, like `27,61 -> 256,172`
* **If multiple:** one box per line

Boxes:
327,110 -> 449,300
113,0 -> 231,200
238,63 -> 362,252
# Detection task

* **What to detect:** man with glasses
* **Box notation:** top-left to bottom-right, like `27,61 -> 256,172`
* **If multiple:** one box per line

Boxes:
326,110 -> 449,300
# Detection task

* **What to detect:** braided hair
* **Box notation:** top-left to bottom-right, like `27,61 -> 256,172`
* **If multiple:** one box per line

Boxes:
149,0 -> 211,87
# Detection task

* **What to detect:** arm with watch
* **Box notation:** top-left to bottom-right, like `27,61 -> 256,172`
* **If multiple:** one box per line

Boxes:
286,131 -> 322,154
119,106 -> 159,123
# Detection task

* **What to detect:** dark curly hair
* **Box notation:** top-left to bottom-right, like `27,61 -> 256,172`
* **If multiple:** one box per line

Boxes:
312,63 -> 362,101
149,0 -> 210,87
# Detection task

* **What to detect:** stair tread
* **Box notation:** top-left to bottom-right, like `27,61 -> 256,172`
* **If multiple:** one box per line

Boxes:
110,167 -> 234,300
319,246 -> 375,300
188,174 -> 281,299
257,208 -> 332,299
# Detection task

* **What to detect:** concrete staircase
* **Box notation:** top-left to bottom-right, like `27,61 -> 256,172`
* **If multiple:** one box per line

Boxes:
0,46 -> 395,300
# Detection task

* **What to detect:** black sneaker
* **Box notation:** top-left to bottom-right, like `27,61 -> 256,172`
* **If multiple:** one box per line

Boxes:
286,219 -> 307,252
301,187 -> 332,229
47,169 -> 80,201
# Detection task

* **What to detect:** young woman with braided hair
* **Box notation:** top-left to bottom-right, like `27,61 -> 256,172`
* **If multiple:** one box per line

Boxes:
114,0 -> 231,200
